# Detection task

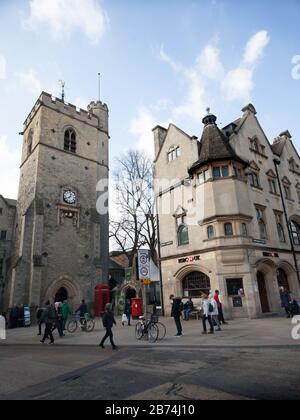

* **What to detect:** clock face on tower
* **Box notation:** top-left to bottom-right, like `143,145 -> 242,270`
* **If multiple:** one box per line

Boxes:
63,190 -> 76,205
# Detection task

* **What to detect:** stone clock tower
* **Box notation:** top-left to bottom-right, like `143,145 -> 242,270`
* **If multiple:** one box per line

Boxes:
7,92 -> 109,310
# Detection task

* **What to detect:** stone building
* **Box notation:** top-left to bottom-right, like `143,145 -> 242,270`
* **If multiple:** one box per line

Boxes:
0,196 -> 17,311
1,92 -> 109,312
153,104 -> 300,318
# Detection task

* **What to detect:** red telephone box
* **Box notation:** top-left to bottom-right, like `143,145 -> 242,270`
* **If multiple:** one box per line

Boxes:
94,284 -> 110,316
131,298 -> 143,318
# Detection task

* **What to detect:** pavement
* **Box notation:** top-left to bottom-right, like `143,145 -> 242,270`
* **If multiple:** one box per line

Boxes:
0,316 -> 300,400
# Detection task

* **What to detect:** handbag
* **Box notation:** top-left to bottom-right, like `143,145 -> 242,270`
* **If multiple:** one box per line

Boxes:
122,314 -> 128,323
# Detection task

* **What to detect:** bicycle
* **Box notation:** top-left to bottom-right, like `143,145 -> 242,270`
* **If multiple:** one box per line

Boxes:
135,315 -> 159,343
67,313 -> 95,333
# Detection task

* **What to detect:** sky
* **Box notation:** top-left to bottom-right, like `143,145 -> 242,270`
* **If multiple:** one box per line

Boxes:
0,0 -> 300,199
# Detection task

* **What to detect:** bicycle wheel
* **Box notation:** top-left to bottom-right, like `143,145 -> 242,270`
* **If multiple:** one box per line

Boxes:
67,320 -> 78,333
135,322 -> 144,340
156,322 -> 167,340
148,323 -> 159,343
86,319 -> 95,332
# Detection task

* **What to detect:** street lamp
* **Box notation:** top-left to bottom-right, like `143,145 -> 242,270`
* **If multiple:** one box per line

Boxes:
273,158 -> 300,286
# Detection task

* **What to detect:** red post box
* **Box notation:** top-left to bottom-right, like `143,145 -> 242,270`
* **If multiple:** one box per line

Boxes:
94,284 -> 111,316
131,298 -> 143,318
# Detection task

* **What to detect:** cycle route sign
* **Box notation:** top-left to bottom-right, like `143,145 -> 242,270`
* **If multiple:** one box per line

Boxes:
138,249 -> 151,284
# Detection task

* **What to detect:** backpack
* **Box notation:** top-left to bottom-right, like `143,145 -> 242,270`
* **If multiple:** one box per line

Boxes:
208,303 -> 214,313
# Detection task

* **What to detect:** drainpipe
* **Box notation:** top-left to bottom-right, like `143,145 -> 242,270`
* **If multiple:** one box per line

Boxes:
155,195 -> 165,316
273,158 -> 300,286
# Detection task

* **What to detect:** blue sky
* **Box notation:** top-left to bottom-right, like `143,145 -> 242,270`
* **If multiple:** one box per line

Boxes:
0,0 -> 300,199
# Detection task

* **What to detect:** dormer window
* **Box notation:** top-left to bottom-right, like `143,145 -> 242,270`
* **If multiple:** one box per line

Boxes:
64,129 -> 76,153
168,146 -> 180,162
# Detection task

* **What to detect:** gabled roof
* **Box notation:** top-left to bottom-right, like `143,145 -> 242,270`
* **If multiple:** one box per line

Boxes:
0,195 -> 17,208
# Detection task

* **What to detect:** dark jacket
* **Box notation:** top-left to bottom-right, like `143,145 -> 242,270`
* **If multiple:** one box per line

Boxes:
36,308 -> 44,321
102,310 -> 116,329
124,301 -> 132,316
184,301 -> 194,311
40,305 -> 55,324
76,303 -> 88,317
171,298 -> 183,318
280,291 -> 291,307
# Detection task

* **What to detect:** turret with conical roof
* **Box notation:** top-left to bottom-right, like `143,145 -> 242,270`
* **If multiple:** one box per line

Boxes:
189,109 -> 247,174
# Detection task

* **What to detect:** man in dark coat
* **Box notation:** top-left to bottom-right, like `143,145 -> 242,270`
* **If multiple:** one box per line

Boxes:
10,304 -> 19,329
170,295 -> 183,337
40,300 -> 55,344
280,287 -> 292,318
99,303 -> 118,350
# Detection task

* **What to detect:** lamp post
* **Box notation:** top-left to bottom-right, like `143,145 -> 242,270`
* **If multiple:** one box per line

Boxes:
273,158 -> 300,286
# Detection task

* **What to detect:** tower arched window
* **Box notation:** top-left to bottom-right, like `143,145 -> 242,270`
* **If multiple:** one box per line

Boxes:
178,225 -> 189,246
290,220 -> 300,246
64,129 -> 77,153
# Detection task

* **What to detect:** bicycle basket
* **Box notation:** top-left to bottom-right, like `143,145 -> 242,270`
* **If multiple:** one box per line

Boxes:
151,315 -> 159,324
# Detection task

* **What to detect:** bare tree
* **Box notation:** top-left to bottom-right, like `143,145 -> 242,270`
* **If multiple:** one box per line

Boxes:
110,150 -> 157,267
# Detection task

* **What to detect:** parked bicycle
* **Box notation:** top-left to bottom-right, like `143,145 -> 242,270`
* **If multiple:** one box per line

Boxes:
135,315 -> 166,343
67,313 -> 95,333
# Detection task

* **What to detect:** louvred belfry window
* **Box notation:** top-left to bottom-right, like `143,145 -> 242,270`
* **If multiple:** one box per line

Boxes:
64,129 -> 77,153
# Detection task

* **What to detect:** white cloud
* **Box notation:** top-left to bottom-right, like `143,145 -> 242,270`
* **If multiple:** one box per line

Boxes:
197,44 -> 224,80
222,30 -> 270,102
221,67 -> 253,101
24,0 -> 109,44
130,107 -> 157,157
243,30 -> 270,66
0,136 -> 21,199
17,69 -> 42,96
0,55 -> 6,80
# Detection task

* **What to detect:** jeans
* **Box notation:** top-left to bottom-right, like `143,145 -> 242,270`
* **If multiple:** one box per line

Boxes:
184,309 -> 193,320
41,323 -> 54,343
174,315 -> 182,335
202,315 -> 214,333
126,314 -> 131,326
100,328 -> 116,348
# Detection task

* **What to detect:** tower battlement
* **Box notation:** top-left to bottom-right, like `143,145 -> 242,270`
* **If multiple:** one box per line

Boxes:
23,92 -> 109,133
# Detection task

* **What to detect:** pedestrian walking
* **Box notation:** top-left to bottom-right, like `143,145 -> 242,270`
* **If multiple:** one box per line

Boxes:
209,293 -> 221,331
99,303 -> 118,350
10,304 -> 19,329
36,305 -> 44,336
202,294 -> 214,334
122,299 -> 132,326
170,295 -> 183,337
40,300 -> 55,344
214,290 -> 228,325
280,287 -> 292,318
76,299 -> 88,324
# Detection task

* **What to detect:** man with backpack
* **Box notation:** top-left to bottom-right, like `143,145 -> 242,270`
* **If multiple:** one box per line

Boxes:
170,295 -> 183,337
202,294 -> 214,334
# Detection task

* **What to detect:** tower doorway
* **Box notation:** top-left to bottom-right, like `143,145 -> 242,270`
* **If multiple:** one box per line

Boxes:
55,287 -> 68,303
257,271 -> 270,313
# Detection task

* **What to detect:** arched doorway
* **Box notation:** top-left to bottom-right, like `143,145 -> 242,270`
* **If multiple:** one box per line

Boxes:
182,271 -> 211,298
125,288 -> 137,300
55,287 -> 68,302
277,268 -> 290,291
257,271 -> 270,313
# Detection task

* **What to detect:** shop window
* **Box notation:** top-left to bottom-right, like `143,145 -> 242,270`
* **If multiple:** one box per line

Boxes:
226,278 -> 244,296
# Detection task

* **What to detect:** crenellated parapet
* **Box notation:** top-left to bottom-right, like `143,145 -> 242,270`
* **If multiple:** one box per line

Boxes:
23,92 -> 109,133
